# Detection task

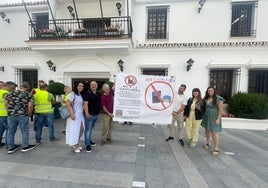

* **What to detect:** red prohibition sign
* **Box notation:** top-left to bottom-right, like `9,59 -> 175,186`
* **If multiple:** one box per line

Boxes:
145,81 -> 174,111
124,75 -> 137,86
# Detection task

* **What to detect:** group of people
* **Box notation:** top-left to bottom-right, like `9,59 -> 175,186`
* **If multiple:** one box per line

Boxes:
166,84 -> 224,156
0,80 -> 116,154
0,80 -> 57,154
1,79 -> 224,156
63,81 -> 115,153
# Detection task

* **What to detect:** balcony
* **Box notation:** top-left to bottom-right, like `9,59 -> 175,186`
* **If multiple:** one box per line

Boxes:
26,16 -> 133,54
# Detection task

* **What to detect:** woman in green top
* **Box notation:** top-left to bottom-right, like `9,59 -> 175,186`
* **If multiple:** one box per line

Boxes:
202,87 -> 225,156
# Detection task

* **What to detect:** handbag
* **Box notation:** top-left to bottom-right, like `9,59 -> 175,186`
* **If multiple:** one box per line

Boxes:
59,106 -> 70,119
59,94 -> 75,119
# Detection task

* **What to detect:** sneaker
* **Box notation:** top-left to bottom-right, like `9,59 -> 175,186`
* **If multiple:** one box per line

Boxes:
86,145 -> 92,153
0,143 -> 5,147
7,145 -> 20,154
165,136 -> 174,142
50,138 -> 58,142
187,139 -> 192,145
107,138 -> 112,143
21,145 -> 36,153
189,142 -> 197,148
73,147 -> 80,153
78,146 -> 82,150
90,140 -> 96,147
179,139 -> 185,146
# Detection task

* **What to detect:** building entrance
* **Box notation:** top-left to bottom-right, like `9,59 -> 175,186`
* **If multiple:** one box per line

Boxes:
71,78 -> 109,93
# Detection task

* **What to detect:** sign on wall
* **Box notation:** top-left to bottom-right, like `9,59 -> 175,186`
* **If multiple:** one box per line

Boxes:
113,73 -> 175,124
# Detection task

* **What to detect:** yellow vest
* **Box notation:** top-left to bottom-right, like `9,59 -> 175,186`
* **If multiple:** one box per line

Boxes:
0,89 -> 8,117
34,90 -> 53,114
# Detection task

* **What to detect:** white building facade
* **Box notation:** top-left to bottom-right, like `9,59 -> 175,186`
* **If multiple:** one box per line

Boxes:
0,0 -> 267,99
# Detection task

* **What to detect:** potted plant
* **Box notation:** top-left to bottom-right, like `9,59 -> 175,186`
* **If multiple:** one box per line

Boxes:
74,28 -> 88,36
39,29 -> 56,37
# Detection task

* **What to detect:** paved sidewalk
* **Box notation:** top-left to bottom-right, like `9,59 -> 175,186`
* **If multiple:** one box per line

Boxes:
0,117 -> 267,188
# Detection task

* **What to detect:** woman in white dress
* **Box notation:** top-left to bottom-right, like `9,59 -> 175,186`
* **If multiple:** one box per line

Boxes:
66,82 -> 85,153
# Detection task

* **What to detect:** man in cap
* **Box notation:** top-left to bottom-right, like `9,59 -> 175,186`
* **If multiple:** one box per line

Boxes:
5,81 -> 36,154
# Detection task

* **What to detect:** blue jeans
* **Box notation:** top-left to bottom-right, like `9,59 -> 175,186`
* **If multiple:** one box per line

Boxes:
35,113 -> 55,142
7,116 -> 30,148
84,115 -> 98,146
0,116 -> 7,145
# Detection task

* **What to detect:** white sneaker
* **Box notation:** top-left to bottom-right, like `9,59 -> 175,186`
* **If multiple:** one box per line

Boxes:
73,147 -> 80,153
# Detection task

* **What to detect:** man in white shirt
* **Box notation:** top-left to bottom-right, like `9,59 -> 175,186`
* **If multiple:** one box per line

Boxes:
166,84 -> 187,146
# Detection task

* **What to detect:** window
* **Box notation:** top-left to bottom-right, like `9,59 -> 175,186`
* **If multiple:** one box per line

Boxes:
141,68 -> 168,76
248,69 -> 268,96
15,69 -> 38,91
147,6 -> 169,39
230,1 -> 257,37
209,69 -> 233,101
33,13 -> 49,31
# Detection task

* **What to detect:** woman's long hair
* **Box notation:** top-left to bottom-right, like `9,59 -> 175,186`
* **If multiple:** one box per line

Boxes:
204,86 -> 217,106
73,82 -> 83,95
192,88 -> 204,105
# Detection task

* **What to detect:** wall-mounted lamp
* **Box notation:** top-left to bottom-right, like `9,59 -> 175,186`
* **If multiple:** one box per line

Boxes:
117,59 -> 124,72
0,66 -> 4,72
186,58 -> 194,71
67,5 -> 75,19
198,0 -> 206,13
0,12 -> 10,23
116,2 -> 122,16
46,60 -> 56,72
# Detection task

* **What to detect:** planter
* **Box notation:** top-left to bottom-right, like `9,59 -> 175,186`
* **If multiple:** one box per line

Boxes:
105,31 -> 119,36
40,33 -> 56,38
222,117 -> 268,130
74,32 -> 88,37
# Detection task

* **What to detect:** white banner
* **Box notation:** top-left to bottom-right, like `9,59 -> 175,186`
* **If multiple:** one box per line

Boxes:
113,73 -> 175,124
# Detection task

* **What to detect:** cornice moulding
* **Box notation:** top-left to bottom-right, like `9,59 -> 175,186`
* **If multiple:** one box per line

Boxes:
136,41 -> 268,49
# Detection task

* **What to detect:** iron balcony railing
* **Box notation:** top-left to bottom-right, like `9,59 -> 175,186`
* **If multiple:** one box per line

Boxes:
29,16 -> 132,40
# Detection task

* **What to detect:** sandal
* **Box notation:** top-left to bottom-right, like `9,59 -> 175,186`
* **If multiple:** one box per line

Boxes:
203,144 -> 210,150
212,150 -> 220,156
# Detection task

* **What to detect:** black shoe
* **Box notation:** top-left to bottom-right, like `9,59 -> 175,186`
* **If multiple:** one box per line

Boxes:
179,139 -> 185,146
90,140 -> 96,147
36,140 -> 41,144
21,145 -> 36,152
86,145 -> 92,153
0,143 -> 5,147
7,144 -> 21,154
50,138 -> 58,142
165,136 -> 174,142
107,138 -> 112,143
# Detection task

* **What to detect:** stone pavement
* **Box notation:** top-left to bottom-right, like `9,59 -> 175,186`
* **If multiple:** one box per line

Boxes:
0,117 -> 267,188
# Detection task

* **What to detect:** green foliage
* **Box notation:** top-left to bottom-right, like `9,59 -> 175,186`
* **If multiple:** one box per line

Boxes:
48,82 -> 65,96
227,92 -> 268,119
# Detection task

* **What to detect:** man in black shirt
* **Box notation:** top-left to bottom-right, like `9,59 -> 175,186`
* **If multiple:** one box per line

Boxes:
83,81 -> 101,153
